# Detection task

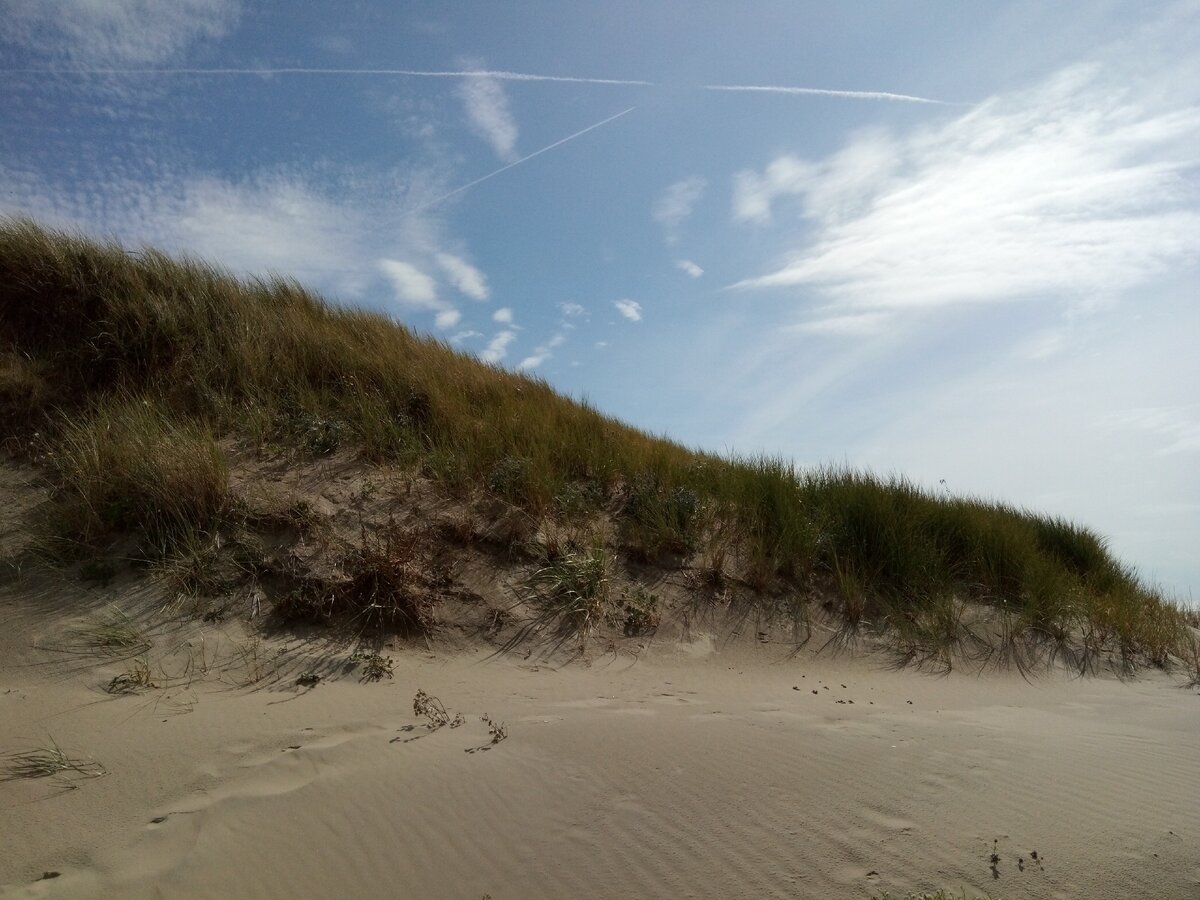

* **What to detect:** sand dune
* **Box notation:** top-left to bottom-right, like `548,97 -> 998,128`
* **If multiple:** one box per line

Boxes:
2,588 -> 1198,899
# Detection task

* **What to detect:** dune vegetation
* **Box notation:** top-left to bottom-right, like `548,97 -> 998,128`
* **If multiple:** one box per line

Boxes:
0,217 -> 1192,670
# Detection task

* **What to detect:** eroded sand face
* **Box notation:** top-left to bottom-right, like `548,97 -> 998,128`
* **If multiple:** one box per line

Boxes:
2,599 -> 1198,900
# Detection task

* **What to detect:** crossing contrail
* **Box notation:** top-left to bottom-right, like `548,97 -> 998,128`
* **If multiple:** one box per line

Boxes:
401,106 -> 637,216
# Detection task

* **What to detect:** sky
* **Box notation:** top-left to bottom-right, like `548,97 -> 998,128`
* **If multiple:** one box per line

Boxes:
1,0 -> 1198,601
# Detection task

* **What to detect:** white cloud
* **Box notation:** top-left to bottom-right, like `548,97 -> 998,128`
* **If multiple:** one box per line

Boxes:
436,251 -> 489,300
434,309 -> 461,329
731,61 -> 1200,313
732,156 -> 812,225
378,259 -> 437,307
2,0 -> 240,64
457,68 -> 518,162
594,341 -> 608,349
676,259 -> 704,278
559,301 -> 586,317
614,299 -> 643,322
517,333 -> 566,371
492,307 -> 513,324
480,329 -> 517,363
450,329 -> 482,344
653,177 -> 707,239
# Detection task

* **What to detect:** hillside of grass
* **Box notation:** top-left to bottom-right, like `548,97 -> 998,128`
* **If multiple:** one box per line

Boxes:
1,217 -> 1193,671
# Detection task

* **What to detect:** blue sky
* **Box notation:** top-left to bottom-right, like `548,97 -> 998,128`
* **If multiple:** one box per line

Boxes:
2,1 -> 1198,601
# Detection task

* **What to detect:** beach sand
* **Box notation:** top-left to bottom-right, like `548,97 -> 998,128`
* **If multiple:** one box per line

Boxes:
2,579 -> 1198,900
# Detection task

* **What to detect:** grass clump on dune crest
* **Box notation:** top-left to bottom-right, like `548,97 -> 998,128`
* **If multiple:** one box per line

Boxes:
1,217 -> 1190,665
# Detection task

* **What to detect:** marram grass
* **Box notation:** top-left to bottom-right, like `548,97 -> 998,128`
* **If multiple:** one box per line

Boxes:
1,217 -> 1191,664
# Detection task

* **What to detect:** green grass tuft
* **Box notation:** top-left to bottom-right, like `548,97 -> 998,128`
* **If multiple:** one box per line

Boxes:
44,397 -> 228,555
3,738 -> 106,785
526,545 -> 611,640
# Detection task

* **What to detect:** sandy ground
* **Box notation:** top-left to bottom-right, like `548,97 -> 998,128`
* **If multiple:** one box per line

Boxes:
1,577 -> 1198,900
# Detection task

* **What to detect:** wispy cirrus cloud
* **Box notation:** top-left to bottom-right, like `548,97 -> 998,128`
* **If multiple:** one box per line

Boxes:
789,312 -> 893,337
457,66 -> 518,161
1,0 -> 240,64
675,259 -> 704,278
614,299 -> 643,322
492,307 -> 514,324
1097,406 -> 1200,456
731,55 -> 1200,329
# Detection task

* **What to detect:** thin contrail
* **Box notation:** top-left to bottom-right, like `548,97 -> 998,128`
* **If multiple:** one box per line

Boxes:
5,66 -> 653,86
3,66 -> 962,104
704,84 -> 960,105
401,106 -> 637,216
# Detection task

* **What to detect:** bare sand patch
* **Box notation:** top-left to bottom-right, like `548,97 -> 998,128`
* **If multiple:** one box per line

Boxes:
2,591 -> 1197,899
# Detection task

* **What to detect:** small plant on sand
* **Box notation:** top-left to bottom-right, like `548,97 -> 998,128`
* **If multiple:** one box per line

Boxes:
352,650 -> 394,682
481,714 -> 508,744
3,738 -> 106,785
619,586 -> 661,636
106,656 -> 157,693
230,636 -> 275,685
1179,629 -> 1200,689
65,606 -> 150,657
526,544 -> 610,638
413,689 -> 451,727
154,533 -> 236,599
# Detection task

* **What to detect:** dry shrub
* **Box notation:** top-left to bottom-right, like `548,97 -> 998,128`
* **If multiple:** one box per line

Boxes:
280,519 -> 449,634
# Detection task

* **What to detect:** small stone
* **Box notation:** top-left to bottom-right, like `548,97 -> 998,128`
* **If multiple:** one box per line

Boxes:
151,816 -> 167,824
39,872 -> 61,881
